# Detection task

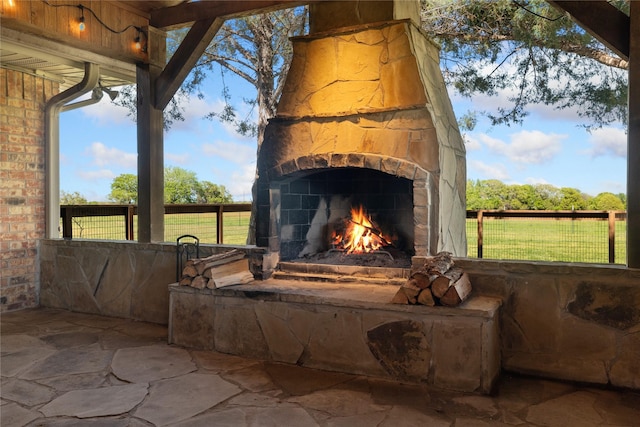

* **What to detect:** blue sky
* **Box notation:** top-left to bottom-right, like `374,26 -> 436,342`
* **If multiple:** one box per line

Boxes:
59,65 -> 628,202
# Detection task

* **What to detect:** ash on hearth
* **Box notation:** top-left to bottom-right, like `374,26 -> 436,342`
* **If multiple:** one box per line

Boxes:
292,247 -> 411,268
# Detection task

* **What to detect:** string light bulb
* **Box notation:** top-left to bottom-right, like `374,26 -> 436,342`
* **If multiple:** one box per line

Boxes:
134,27 -> 147,53
78,5 -> 86,31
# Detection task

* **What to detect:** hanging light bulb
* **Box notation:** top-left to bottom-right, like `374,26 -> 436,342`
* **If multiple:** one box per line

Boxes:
134,27 -> 147,53
78,6 -> 86,31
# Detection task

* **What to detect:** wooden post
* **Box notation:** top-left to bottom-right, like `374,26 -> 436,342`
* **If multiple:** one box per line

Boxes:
137,62 -> 165,243
61,207 -> 73,239
629,2 -> 640,268
477,210 -> 484,259
216,204 -> 224,244
608,211 -> 616,264
126,205 -> 135,241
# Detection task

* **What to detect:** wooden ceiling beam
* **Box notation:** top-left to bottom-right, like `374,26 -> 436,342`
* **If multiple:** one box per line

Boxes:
150,0 -> 309,29
548,1 -> 629,60
154,17 -> 224,110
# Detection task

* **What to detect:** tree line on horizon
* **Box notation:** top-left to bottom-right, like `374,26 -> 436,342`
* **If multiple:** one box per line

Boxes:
60,170 -> 627,211
466,179 -> 626,211
61,166 -> 233,205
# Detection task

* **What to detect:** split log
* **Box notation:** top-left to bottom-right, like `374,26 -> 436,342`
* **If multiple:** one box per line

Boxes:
180,249 -> 253,290
207,271 -> 254,289
443,266 -> 464,282
391,279 -> 422,304
401,281 -> 421,304
391,288 -> 410,304
431,275 -> 452,298
417,288 -> 435,306
394,252 -> 473,306
439,273 -> 472,306
409,272 -> 431,289
422,251 -> 454,275
430,267 -> 465,298
181,263 -> 198,278
194,249 -> 246,276
190,275 -> 208,290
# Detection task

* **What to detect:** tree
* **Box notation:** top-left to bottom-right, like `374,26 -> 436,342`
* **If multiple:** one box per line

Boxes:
180,9 -> 308,144
558,187 -> 589,210
164,166 -> 201,204
589,192 -> 626,210
60,191 -> 88,205
108,174 -> 138,204
421,0 -> 628,129
108,168 -> 233,204
198,181 -> 233,204
465,179 -> 628,210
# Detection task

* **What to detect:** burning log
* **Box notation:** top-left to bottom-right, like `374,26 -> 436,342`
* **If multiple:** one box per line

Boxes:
391,252 -> 472,307
332,205 -> 393,254
179,250 -> 254,289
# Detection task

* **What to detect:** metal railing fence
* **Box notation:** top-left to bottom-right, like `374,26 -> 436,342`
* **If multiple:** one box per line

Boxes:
466,210 -> 627,264
60,205 -> 627,264
59,204 -> 252,245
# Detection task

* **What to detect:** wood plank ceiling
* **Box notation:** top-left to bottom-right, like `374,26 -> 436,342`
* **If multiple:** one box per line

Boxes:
0,1 -> 629,89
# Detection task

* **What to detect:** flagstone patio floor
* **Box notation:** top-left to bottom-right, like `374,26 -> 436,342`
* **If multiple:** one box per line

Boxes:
1,307 -> 639,426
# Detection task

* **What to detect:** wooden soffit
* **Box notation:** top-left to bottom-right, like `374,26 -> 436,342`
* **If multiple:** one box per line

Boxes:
150,0 -> 309,29
548,1 -> 630,60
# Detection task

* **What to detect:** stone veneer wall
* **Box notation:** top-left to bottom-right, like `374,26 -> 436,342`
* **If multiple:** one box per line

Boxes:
38,239 -> 640,390
1,68 -> 56,312
39,239 -> 264,324
453,258 -> 640,389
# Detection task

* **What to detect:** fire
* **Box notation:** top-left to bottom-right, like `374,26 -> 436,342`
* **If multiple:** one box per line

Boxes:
332,205 -> 391,254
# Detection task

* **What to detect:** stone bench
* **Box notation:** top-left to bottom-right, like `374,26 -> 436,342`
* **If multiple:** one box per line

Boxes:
168,279 -> 501,394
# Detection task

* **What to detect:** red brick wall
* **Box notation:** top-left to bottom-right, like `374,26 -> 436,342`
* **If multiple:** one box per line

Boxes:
0,68 -> 57,312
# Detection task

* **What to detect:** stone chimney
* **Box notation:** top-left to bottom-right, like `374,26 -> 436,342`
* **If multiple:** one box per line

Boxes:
253,0 -> 466,268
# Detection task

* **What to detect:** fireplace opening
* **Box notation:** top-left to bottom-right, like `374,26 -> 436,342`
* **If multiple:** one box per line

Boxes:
276,168 -> 414,267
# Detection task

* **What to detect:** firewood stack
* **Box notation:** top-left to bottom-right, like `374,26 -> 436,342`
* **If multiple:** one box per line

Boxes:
391,252 -> 472,307
179,249 -> 254,289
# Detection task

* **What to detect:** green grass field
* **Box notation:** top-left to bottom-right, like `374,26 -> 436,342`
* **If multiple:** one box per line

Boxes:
65,211 -> 252,245
465,218 -> 627,264
63,213 -> 627,264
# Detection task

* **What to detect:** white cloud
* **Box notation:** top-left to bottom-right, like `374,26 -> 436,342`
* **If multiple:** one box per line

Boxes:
202,140 -> 255,164
585,127 -> 627,158
86,142 -> 137,169
77,169 -> 116,181
81,91 -> 133,125
169,96 -> 226,131
524,177 -> 551,186
227,163 -> 256,201
593,180 -> 626,195
480,130 -> 565,164
166,152 -> 190,165
463,134 -> 481,151
468,160 -> 510,180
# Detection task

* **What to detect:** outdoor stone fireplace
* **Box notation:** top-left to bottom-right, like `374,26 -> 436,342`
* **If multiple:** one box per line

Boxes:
254,8 -> 467,272
169,1 -> 501,395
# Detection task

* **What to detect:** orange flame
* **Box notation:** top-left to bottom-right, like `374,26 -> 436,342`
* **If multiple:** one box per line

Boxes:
332,205 -> 390,254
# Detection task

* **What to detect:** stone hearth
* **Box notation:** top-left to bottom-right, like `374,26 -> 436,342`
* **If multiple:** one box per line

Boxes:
169,276 -> 501,394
